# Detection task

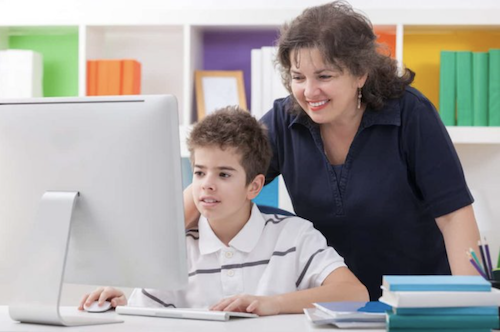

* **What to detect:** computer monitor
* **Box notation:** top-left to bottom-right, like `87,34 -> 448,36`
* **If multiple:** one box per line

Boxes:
0,95 -> 188,326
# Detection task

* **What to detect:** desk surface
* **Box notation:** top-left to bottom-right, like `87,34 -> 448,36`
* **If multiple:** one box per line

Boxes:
0,306 -> 385,332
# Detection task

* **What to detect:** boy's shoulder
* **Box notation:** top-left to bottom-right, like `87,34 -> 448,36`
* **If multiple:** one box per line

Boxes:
258,207 -> 315,235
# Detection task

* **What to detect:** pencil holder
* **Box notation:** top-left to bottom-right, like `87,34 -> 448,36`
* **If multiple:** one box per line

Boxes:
491,269 -> 500,289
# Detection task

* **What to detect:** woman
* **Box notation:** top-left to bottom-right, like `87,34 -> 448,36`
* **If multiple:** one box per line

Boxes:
186,1 -> 481,300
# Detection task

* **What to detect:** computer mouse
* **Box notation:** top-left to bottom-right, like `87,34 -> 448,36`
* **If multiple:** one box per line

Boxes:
83,300 -> 113,313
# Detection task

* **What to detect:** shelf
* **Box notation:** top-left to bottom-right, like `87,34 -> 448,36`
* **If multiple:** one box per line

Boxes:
447,126 -> 500,144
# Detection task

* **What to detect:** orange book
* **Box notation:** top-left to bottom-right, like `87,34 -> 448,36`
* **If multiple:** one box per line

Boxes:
96,60 -> 122,96
121,60 -> 141,95
86,60 -> 98,96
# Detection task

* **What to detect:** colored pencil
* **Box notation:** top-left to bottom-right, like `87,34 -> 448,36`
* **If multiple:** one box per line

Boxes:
469,248 -> 486,276
467,251 -> 488,279
484,237 -> 493,278
479,240 -> 491,279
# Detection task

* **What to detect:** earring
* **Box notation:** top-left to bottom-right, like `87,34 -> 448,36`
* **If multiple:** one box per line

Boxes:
357,87 -> 362,109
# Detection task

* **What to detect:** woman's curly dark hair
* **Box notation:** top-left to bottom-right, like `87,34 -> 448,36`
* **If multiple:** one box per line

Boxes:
277,1 -> 415,113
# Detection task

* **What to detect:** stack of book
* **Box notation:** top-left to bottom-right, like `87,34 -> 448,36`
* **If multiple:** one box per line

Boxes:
379,275 -> 500,332
87,59 -> 141,96
304,301 -> 390,329
0,49 -> 43,98
439,49 -> 500,127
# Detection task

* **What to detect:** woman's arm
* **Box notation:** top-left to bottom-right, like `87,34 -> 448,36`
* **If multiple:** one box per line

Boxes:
436,204 -> 481,275
183,184 -> 200,229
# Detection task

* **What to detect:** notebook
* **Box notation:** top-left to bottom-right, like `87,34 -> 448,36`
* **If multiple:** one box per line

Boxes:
116,305 -> 258,321
303,308 -> 386,329
313,301 -> 390,321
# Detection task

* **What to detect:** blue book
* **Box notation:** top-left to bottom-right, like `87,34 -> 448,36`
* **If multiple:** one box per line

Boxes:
394,306 -> 498,316
382,275 -> 491,292
387,312 -> 499,329
313,301 -> 391,321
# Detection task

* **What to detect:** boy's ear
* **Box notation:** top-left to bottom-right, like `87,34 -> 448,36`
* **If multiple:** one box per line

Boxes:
246,174 -> 265,200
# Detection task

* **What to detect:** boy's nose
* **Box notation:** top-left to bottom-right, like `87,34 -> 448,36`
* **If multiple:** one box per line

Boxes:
202,179 -> 215,191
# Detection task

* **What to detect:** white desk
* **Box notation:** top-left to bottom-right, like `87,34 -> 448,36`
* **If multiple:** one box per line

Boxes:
0,306 -> 385,332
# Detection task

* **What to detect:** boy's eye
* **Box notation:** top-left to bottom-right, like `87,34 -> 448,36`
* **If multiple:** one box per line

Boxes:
319,75 -> 332,79
219,172 -> 230,178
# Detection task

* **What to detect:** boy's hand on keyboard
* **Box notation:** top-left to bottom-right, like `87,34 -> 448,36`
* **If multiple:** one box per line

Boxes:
209,294 -> 281,316
78,286 -> 128,310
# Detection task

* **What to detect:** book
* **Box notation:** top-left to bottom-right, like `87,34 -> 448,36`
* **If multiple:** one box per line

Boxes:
456,51 -> 473,126
313,301 -> 390,321
96,60 -> 121,96
250,48 -> 263,119
379,288 -> 500,308
388,329 -> 491,332
303,308 -> 387,329
439,51 -> 456,126
0,50 -> 43,98
472,52 -> 489,126
86,60 -> 98,96
489,49 -> 500,126
386,311 -> 499,329
393,306 -> 498,316
382,275 -> 492,292
121,59 -> 141,95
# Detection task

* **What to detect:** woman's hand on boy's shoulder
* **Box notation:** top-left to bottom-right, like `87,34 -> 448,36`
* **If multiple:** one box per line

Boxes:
78,286 -> 127,310
209,294 -> 281,316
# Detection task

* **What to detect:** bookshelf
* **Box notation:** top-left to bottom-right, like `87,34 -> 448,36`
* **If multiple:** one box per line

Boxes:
0,3 -> 499,301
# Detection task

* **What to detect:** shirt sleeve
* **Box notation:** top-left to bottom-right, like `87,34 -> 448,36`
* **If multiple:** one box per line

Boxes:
293,219 -> 346,290
127,288 -> 180,308
401,93 -> 473,218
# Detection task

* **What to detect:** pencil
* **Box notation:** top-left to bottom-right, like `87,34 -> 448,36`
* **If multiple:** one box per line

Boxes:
467,251 -> 488,279
469,248 -> 486,276
484,237 -> 493,279
479,240 -> 491,279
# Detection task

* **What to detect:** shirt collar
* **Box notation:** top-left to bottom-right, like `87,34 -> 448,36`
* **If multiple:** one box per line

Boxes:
198,204 -> 265,255
289,97 -> 401,130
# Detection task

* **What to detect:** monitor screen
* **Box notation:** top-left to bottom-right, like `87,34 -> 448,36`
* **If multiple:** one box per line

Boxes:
0,95 -> 188,325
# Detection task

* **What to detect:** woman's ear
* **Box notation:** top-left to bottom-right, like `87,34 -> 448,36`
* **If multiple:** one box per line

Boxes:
358,73 -> 368,88
246,174 -> 265,200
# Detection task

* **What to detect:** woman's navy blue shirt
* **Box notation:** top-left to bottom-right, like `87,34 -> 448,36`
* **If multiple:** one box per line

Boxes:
261,87 -> 473,300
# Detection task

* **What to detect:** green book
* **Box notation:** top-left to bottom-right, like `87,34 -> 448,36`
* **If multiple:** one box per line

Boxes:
456,51 -> 473,126
386,312 -> 499,329
489,49 -> 500,126
388,329 -> 492,332
439,51 -> 456,126
472,52 -> 489,126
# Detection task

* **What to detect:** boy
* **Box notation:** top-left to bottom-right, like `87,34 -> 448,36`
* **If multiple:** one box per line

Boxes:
79,106 -> 368,316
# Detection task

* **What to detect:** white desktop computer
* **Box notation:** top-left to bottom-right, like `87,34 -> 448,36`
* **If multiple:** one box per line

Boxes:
0,95 -> 188,326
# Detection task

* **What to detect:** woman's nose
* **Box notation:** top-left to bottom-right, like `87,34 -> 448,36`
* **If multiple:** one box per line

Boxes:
304,79 -> 320,99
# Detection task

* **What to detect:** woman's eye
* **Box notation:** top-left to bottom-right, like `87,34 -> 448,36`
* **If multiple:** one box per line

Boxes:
292,75 -> 304,80
319,75 -> 332,79
194,171 -> 204,177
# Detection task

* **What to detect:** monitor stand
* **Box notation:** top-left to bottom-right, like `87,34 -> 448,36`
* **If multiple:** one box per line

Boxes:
8,191 -> 123,326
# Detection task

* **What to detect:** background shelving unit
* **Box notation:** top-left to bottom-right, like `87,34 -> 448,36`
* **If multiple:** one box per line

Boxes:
1,0 -> 500,305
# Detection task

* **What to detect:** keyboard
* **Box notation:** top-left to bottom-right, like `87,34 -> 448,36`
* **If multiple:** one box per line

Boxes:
116,306 -> 259,321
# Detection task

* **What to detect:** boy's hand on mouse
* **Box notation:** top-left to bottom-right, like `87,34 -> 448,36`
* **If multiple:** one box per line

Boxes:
78,286 -> 127,310
209,294 -> 281,316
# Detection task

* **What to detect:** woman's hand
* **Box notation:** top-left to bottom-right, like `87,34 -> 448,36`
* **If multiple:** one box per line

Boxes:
210,294 -> 282,316
78,286 -> 127,310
